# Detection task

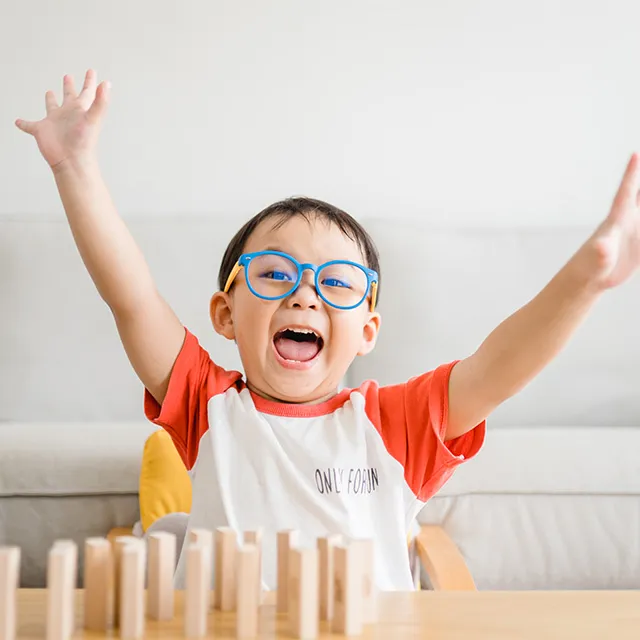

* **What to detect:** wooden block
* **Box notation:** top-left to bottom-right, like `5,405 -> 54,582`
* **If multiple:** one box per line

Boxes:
51,541 -> 77,639
147,532 -> 176,621
112,536 -> 137,627
189,528 -> 213,608
190,528 -> 213,550
83,538 -> 113,631
317,535 -> 341,621
244,529 -> 263,558
119,541 -> 145,640
236,544 -> 260,639
53,539 -> 77,570
214,527 -> 237,611
46,543 -> 75,640
0,547 -> 20,640
276,529 -> 298,613
184,543 -> 211,638
288,548 -> 319,639
244,529 -> 263,602
352,539 -> 377,623
332,544 -> 363,636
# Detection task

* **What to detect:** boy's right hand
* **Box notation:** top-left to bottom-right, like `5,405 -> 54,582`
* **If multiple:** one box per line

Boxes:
15,70 -> 109,171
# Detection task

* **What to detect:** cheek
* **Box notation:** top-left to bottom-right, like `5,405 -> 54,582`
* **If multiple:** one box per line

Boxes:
233,288 -> 261,317
330,314 -> 367,349
233,295 -> 275,343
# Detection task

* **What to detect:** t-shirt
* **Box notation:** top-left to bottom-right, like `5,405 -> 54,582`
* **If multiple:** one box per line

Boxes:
144,328 -> 485,591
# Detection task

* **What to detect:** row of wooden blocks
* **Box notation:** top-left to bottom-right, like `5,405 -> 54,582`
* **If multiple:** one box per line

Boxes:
0,528 -> 376,640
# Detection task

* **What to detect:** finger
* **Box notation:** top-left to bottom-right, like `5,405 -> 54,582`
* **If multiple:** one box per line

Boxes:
81,69 -> 96,94
15,119 -> 38,135
45,90 -> 58,113
62,74 -> 77,103
610,152 -> 640,219
86,80 -> 110,124
79,69 -> 97,108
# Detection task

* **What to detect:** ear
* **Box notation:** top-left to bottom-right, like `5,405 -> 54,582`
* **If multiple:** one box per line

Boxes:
357,311 -> 381,356
210,291 -> 236,341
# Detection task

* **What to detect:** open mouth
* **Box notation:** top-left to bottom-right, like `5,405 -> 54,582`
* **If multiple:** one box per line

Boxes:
273,327 -> 324,364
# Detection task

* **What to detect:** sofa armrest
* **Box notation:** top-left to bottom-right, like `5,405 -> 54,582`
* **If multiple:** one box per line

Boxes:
415,525 -> 477,591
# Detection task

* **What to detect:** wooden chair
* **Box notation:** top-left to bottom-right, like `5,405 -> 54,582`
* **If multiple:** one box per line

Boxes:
107,523 -> 476,592
415,525 -> 477,591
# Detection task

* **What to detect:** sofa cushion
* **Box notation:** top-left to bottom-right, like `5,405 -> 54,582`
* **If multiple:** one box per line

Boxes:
0,422 -> 156,496
139,428 -> 192,531
350,219 -> 640,427
431,425 -> 640,497
418,426 -> 640,589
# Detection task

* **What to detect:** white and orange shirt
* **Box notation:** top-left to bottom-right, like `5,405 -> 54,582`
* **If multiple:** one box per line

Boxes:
145,329 -> 485,591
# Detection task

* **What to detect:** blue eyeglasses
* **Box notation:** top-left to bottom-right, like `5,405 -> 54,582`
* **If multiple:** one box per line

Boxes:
223,250 -> 378,311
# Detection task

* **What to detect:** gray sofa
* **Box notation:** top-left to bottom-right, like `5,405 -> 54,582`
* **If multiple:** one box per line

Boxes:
2,216 -> 640,589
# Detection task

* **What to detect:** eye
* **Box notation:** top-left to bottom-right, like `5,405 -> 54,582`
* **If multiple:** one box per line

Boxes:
260,270 -> 295,281
321,277 -> 352,289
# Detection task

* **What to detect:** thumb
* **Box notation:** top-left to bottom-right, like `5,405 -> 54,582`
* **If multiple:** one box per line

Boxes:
591,223 -> 620,270
15,119 -> 37,135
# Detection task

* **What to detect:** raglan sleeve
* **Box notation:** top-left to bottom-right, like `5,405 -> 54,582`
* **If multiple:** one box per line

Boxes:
144,328 -> 243,470
365,361 -> 486,502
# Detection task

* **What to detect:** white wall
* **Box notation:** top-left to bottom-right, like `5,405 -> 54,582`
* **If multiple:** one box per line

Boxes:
1,0 -> 639,226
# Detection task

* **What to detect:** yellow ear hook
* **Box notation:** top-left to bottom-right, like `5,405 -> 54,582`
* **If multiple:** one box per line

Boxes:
223,262 -> 242,293
370,281 -> 378,312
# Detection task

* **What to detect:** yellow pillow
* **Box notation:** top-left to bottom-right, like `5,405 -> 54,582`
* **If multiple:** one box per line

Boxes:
138,429 -> 192,532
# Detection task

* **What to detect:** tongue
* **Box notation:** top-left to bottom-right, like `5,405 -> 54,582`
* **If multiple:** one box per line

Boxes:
274,337 -> 320,362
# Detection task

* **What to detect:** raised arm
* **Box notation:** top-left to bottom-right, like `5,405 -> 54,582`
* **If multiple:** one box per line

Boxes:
446,153 -> 640,440
16,70 -> 185,405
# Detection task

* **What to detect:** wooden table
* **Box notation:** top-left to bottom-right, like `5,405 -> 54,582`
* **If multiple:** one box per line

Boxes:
16,588 -> 640,639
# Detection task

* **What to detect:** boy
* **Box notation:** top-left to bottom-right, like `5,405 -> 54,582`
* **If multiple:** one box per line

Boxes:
16,70 -> 640,590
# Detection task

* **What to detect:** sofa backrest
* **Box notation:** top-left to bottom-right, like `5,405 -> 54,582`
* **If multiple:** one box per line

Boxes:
350,219 -> 640,427
2,216 -> 638,426
0,216 -> 243,421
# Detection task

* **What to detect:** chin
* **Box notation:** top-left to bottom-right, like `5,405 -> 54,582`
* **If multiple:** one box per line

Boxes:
271,379 -> 325,403
258,368 -> 336,404
248,351 -> 343,404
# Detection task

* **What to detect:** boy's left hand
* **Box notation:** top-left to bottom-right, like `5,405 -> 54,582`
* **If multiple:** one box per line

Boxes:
572,152 -> 640,291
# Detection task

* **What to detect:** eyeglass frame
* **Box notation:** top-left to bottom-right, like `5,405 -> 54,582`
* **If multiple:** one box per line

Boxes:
223,250 -> 379,312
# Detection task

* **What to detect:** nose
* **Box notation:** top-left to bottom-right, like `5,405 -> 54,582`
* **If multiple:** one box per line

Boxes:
286,269 -> 319,310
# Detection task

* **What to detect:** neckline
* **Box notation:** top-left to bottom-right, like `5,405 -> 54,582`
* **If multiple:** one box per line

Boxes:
248,387 -> 353,417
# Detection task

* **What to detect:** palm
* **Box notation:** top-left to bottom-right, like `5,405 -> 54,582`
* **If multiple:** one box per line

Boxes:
16,70 -> 110,169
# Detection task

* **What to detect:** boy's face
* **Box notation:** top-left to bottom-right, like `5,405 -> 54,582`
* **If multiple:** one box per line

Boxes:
210,215 -> 381,404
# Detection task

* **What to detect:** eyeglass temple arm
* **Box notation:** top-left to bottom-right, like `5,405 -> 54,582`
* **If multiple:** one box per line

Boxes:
223,262 -> 243,293
370,281 -> 378,312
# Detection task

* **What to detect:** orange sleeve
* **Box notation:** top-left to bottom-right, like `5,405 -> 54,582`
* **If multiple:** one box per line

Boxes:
364,361 -> 485,502
144,328 -> 243,470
